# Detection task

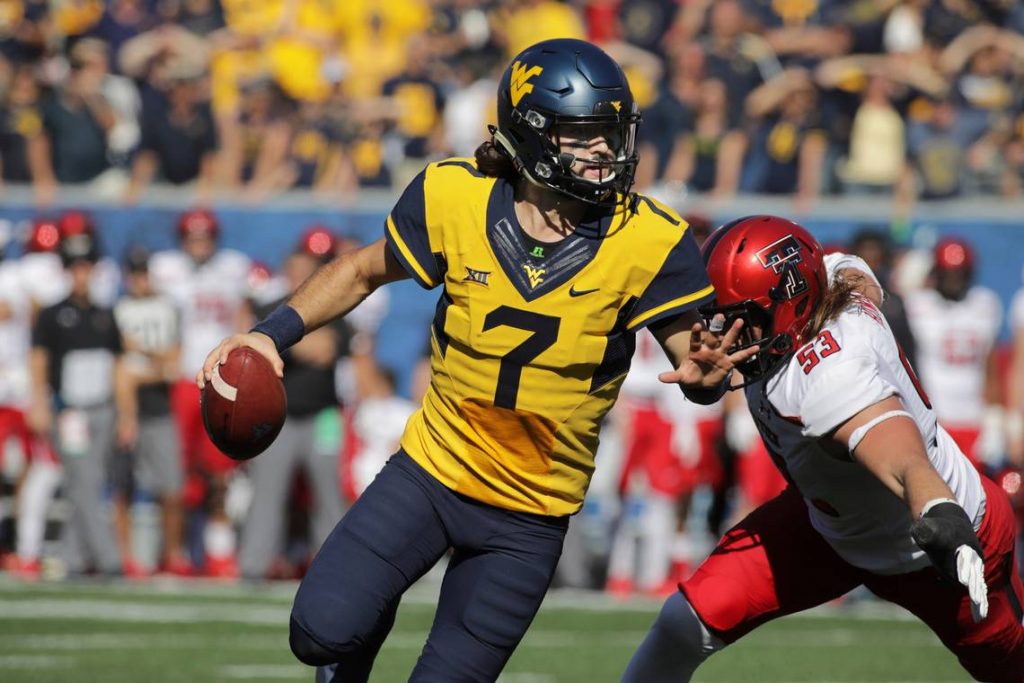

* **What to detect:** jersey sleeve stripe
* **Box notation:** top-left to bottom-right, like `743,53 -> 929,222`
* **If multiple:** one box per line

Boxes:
386,216 -> 437,289
626,284 -> 715,330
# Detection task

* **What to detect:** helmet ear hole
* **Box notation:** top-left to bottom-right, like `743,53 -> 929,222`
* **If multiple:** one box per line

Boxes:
795,297 -> 809,317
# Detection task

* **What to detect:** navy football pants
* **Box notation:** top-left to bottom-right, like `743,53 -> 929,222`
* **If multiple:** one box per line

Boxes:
289,450 -> 569,682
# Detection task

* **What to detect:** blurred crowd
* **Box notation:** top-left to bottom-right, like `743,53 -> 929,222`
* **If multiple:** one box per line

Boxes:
5,0 -> 1024,208
0,208 -> 1022,593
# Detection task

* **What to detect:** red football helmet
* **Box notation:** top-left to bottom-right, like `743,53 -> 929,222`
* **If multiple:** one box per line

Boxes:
934,237 -> 974,272
994,467 -> 1024,528
297,225 -> 336,261
701,215 -> 827,382
932,237 -> 973,301
27,219 -> 61,253
177,209 -> 219,240
57,210 -> 96,237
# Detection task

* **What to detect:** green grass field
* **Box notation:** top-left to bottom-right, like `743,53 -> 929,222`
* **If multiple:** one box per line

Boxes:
0,576 -> 971,682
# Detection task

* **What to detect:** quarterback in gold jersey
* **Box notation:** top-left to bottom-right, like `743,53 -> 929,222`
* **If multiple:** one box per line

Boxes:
200,38 -> 757,683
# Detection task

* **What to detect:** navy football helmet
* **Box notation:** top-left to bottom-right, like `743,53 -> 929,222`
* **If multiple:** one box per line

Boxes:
493,39 -> 641,206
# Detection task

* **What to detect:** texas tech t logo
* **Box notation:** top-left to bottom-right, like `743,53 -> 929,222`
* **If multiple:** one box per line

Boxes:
756,235 -> 802,273
758,235 -> 808,299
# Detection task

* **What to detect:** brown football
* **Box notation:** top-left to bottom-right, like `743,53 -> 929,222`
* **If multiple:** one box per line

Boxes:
201,347 -> 286,460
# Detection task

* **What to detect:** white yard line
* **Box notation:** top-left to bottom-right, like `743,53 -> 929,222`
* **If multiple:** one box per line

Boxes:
0,654 -> 72,669
220,664 -> 309,679
0,576 -> 918,622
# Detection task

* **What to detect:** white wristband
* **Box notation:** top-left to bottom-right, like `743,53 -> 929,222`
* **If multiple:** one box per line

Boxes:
847,410 -> 915,452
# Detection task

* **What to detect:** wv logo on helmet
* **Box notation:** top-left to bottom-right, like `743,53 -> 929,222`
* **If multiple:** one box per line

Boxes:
511,61 -> 544,107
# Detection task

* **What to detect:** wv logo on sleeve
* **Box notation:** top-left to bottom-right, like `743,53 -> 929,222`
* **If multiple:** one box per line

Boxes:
510,61 -> 544,107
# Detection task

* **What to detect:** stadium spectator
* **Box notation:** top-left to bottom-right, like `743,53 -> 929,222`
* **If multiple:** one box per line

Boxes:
0,62 -> 57,205
442,52 -> 501,158
30,225 -> 130,577
616,0 -> 679,57
497,0 -> 587,59
333,0 -> 432,101
740,68 -> 828,204
218,77 -> 293,194
113,246 -> 190,576
905,238 -> 1004,470
41,40 -> 116,185
1,0 -> 1023,203
698,0 -> 769,132
238,228 -> 349,582
0,0 -> 48,64
51,0 -> 104,43
275,100 -> 356,196
758,0 -> 852,68
381,36 -> 446,182
200,39 -> 728,680
124,59 -> 217,203
159,0 -> 225,37
835,74 -> 907,195
905,95 -> 967,199
150,209 -> 251,578
623,216 -> 1023,683
634,43 -> 703,189
88,0 -> 159,72
662,78 -> 745,196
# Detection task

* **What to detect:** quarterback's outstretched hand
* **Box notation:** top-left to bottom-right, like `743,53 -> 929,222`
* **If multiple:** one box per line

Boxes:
196,332 -> 284,389
911,500 -> 989,623
660,314 -> 759,389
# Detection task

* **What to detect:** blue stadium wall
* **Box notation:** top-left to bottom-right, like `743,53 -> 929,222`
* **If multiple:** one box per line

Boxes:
3,197 -> 1022,396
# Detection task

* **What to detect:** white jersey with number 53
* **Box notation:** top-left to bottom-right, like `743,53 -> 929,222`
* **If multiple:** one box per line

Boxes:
744,287 -> 984,575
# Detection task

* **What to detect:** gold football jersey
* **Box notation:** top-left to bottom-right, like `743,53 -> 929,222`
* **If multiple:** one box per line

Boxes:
385,158 -> 713,516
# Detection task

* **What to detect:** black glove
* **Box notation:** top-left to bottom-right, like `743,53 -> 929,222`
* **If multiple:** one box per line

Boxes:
910,501 -> 983,583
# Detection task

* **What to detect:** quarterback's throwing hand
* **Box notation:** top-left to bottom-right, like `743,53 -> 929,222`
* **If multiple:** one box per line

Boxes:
659,314 -> 760,389
196,332 -> 284,389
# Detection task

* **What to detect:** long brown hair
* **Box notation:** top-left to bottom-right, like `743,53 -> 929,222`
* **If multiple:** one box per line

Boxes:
804,276 -> 860,339
474,139 -> 519,180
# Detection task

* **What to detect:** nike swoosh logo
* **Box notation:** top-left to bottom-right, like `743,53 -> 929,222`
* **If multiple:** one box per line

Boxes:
569,285 -> 599,297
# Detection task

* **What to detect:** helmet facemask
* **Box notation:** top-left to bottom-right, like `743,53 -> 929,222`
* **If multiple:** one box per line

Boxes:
496,103 -> 640,207
699,299 -> 786,387
699,260 -> 813,388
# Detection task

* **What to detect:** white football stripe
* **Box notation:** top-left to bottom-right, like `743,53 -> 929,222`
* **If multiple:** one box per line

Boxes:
210,365 -> 238,402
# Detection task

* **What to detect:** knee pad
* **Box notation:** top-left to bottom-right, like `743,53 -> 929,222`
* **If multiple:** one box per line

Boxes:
289,617 -> 340,667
